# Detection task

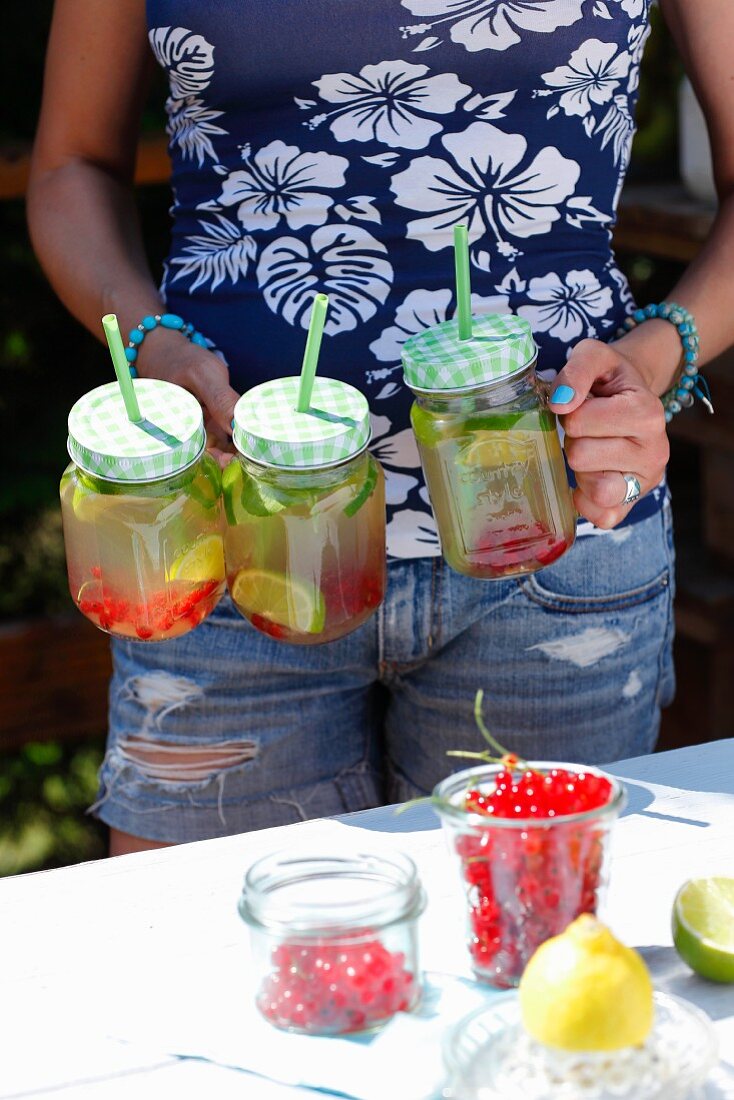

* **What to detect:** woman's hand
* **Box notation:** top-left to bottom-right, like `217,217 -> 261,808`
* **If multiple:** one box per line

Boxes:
548,339 -> 670,530
135,330 -> 240,467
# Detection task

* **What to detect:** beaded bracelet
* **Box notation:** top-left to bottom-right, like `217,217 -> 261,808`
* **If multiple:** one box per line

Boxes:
125,313 -> 210,377
615,301 -> 713,423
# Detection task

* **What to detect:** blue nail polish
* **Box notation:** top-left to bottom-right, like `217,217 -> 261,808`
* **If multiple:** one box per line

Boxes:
550,384 -> 575,404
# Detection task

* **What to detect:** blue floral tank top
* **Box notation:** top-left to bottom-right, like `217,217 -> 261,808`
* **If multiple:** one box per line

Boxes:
147,0 -> 661,558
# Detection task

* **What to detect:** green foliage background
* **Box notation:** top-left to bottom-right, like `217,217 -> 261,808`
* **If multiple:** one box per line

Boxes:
0,7 -> 684,875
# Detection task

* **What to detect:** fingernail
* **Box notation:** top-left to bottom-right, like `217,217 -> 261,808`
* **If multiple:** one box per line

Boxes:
550,384 -> 575,404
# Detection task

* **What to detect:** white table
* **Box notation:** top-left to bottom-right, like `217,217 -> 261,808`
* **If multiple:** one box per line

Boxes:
1,740 -> 734,1099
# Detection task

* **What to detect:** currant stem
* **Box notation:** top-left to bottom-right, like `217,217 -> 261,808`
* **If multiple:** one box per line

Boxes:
474,690 -> 514,759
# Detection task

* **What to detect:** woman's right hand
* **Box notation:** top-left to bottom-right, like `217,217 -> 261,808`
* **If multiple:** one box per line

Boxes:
135,329 -> 241,468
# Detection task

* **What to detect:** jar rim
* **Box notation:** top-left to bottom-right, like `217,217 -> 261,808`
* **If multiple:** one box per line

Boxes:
432,762 -> 626,829
238,848 -> 426,936
238,440 -> 371,474
67,438 -> 207,485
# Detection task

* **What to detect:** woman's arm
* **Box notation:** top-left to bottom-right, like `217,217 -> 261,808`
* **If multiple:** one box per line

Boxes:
548,0 -> 734,528
27,0 -> 238,459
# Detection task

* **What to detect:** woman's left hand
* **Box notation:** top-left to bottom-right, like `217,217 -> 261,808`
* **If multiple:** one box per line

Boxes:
548,338 -> 670,529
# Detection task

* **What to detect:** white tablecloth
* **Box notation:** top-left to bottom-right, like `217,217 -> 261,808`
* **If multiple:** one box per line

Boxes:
1,740 -> 733,1098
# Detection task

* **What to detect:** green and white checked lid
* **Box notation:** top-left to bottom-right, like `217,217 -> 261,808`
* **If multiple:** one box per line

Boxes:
401,313 -> 536,393
67,379 -> 205,482
233,376 -> 371,468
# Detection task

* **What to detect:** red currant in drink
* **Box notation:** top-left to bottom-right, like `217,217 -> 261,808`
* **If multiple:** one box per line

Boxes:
433,763 -> 625,988
238,850 -> 425,1035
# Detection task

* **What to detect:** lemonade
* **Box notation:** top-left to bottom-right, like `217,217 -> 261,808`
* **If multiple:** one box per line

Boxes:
224,450 -> 385,644
61,367 -> 225,643
403,310 -> 576,581
61,454 -> 225,641
412,389 -> 576,579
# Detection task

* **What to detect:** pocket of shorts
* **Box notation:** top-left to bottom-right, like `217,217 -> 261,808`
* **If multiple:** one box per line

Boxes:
517,515 -> 672,614
519,565 -> 670,614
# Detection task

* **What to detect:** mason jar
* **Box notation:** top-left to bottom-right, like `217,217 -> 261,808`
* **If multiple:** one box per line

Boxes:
226,376 -> 386,644
60,378 -> 225,641
402,314 -> 576,579
238,848 -> 426,1035
433,762 -> 626,989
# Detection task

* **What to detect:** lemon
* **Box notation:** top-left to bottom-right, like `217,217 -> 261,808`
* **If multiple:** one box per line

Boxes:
519,914 -> 654,1052
230,568 -> 325,634
169,534 -> 225,583
672,877 -> 734,983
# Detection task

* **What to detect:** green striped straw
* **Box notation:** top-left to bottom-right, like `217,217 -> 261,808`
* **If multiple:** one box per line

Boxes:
296,294 -> 329,413
102,313 -> 142,423
453,224 -> 473,342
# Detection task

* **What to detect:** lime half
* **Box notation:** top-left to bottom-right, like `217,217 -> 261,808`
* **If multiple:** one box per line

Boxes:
672,877 -> 734,982
231,568 -> 325,634
169,534 -> 225,583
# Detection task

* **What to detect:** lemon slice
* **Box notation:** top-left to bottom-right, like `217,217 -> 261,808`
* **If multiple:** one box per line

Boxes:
673,877 -> 734,983
519,914 -> 654,1052
231,568 -> 325,634
169,534 -> 225,583
459,432 -> 519,468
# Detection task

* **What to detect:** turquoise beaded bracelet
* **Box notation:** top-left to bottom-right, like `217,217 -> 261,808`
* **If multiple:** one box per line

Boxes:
125,313 -> 210,378
615,301 -> 713,423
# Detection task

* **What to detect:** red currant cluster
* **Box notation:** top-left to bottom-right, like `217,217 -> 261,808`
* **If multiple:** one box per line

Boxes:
456,766 -> 613,987
469,521 -> 571,578
256,936 -> 418,1035
76,570 -> 222,640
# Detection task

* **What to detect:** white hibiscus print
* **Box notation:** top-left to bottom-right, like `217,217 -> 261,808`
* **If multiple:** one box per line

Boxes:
304,61 -> 471,150
386,508 -> 441,559
368,288 -> 509,368
517,270 -> 614,341
148,27 -> 215,99
169,216 -> 257,292
371,415 -> 421,505
399,0 -> 585,53
166,96 -> 227,167
614,0 -> 646,16
626,21 -> 651,94
390,121 -> 580,257
541,40 -> 631,119
219,141 -> 348,232
257,224 -> 393,335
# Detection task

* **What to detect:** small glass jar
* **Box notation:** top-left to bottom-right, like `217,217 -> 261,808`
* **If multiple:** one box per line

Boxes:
227,376 -> 386,644
238,849 -> 426,1035
403,314 -> 576,580
433,763 -> 626,989
60,378 -> 225,641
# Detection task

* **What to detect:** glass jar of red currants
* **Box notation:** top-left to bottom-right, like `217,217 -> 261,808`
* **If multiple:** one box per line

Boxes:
238,849 -> 426,1035
433,761 -> 626,989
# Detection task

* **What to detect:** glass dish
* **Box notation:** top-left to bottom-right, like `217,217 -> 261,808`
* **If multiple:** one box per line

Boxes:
442,991 -> 718,1100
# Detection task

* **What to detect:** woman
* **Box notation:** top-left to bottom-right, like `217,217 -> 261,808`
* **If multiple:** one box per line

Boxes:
27,1 -> 733,855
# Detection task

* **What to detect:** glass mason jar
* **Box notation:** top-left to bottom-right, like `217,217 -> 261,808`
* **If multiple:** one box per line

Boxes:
402,314 -> 576,580
433,763 -> 626,989
60,378 -> 225,641
238,849 -> 426,1035
227,375 -> 386,645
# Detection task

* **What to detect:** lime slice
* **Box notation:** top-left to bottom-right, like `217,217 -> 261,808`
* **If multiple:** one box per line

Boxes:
672,877 -> 734,982
231,568 -> 326,634
343,460 -> 378,517
188,453 -> 222,511
222,460 -> 247,526
169,534 -> 225,583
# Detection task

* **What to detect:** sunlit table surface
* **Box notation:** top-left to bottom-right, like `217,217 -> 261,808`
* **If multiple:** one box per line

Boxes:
1,739 -> 733,1100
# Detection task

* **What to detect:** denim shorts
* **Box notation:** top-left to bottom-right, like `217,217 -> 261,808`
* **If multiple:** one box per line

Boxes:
93,505 -> 675,843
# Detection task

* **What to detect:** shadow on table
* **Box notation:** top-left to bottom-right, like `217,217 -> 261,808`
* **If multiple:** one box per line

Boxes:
640,945 -> 734,1024
338,801 -> 440,833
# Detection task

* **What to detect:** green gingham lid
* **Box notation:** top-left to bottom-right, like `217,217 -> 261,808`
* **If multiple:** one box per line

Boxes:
233,376 -> 370,468
67,378 -> 206,482
401,312 -> 537,393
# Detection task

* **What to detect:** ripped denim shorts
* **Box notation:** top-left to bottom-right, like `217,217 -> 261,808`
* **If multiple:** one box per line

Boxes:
92,505 -> 675,843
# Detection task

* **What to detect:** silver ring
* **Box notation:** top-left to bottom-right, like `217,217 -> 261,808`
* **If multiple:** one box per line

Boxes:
622,474 -> 641,505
